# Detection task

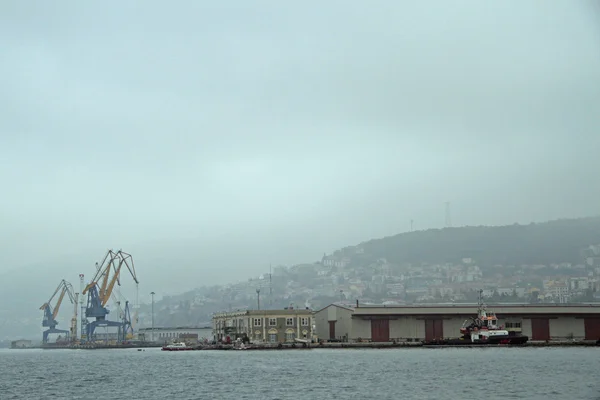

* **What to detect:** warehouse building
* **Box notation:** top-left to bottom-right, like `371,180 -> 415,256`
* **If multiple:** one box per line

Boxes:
11,339 -> 33,349
137,326 -> 212,343
314,303 -> 600,343
213,308 -> 314,343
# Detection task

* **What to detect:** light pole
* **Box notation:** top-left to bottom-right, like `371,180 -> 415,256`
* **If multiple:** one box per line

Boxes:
150,291 -> 155,342
256,288 -> 261,310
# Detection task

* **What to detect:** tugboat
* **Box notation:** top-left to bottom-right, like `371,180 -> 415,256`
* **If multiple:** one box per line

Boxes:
456,290 -> 528,345
425,290 -> 529,346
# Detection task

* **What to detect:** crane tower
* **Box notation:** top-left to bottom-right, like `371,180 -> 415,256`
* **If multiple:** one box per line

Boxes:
81,249 -> 139,342
79,274 -> 86,341
39,279 -> 76,344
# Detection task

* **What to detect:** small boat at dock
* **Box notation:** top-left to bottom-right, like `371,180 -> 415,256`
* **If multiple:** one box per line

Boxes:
161,342 -> 194,351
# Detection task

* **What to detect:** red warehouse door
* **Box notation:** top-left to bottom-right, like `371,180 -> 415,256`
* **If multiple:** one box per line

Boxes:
584,318 -> 600,340
371,319 -> 390,342
531,318 -> 550,341
329,321 -> 336,340
425,319 -> 444,342
434,319 -> 443,340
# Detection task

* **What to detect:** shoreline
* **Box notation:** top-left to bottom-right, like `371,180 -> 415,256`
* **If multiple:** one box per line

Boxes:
12,340 -> 600,350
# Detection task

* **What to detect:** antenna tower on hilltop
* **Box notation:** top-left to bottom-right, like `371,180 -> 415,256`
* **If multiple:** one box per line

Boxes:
445,201 -> 452,228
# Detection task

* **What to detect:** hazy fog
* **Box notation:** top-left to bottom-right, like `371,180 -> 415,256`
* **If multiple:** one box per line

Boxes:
1,1 -> 600,297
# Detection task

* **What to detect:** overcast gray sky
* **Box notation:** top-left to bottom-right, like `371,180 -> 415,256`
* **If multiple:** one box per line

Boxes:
1,1 -> 600,297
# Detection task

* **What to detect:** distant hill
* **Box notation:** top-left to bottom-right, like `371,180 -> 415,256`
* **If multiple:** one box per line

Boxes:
344,217 -> 600,267
147,216 -> 600,328
4,216 -> 600,340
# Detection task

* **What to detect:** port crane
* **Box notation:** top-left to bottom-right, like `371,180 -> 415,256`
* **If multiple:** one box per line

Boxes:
40,279 -> 77,344
81,249 -> 138,342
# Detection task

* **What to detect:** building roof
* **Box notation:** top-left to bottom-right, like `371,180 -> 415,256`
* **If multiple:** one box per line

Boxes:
137,326 -> 210,331
314,303 -> 356,313
352,303 -> 600,316
246,309 -> 312,316
213,308 -> 313,318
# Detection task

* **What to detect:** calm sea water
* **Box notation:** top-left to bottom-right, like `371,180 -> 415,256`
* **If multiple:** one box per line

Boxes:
0,347 -> 599,399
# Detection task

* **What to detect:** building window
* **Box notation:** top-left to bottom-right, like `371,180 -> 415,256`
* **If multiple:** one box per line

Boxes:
285,331 -> 295,342
253,318 -> 262,327
269,318 -> 277,326
269,334 -> 277,343
238,319 -> 243,328
286,318 -> 294,326
301,317 -> 309,326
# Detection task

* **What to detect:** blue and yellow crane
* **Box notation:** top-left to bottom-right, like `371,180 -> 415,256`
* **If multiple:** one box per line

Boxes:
81,249 -> 138,342
40,279 -> 77,344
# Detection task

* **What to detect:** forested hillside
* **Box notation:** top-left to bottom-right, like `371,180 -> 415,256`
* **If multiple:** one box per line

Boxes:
348,217 -> 600,267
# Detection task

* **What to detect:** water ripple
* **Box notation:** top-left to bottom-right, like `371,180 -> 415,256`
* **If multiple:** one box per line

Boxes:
0,347 -> 599,399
